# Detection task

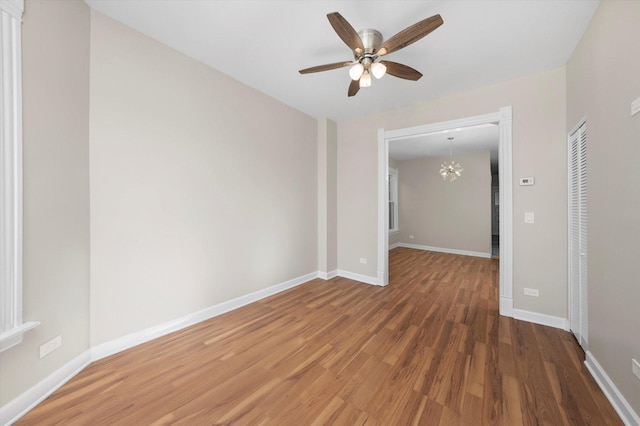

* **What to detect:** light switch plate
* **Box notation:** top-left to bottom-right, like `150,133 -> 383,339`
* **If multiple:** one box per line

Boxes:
520,177 -> 535,186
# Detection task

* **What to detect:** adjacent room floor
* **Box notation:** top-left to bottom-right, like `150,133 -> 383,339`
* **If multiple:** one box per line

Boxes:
18,248 -> 621,425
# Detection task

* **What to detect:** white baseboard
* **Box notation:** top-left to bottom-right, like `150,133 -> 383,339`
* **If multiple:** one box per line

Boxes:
317,270 -> 338,280
92,271 -> 318,361
388,242 -> 400,250
499,297 -> 569,331
585,351 -> 640,426
499,296 -> 514,317
336,270 -> 382,286
399,243 -> 491,259
0,349 -> 91,426
512,308 -> 569,331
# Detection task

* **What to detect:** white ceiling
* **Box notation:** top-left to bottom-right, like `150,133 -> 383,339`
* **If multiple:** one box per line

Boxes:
83,0 -> 600,122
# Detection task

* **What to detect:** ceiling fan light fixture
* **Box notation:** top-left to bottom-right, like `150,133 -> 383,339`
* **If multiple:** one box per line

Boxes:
349,63 -> 364,80
359,70 -> 372,88
371,62 -> 387,79
299,12 -> 444,97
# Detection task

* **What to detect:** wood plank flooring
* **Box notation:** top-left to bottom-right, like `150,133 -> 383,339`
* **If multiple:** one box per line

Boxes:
18,248 -> 622,425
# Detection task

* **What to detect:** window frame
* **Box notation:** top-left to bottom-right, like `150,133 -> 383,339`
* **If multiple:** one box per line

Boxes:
1,0 -> 39,352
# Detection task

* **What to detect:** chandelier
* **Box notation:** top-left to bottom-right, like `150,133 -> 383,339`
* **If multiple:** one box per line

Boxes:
439,137 -> 463,182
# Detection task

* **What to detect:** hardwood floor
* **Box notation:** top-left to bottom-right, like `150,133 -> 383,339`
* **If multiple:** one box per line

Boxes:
18,248 -> 621,425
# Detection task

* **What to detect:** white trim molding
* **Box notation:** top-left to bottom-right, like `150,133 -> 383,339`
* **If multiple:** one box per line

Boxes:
318,270 -> 338,280
337,270 -> 382,286
0,321 -> 39,352
377,128 -> 389,286
377,107 -> 513,301
0,349 -> 91,425
500,297 -> 514,317
0,0 -> 23,20
388,242 -> 401,250
0,0 -> 38,353
399,243 -> 491,259
511,308 -> 569,331
585,351 -> 640,426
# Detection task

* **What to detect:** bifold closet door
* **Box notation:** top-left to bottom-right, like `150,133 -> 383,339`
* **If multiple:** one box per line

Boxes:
569,121 -> 588,349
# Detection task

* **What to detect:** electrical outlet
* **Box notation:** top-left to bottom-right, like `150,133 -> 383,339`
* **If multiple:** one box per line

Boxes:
520,177 -> 535,186
359,258 -> 367,264
633,359 -> 640,380
524,212 -> 535,224
524,288 -> 539,297
409,235 -> 415,239
40,335 -> 62,359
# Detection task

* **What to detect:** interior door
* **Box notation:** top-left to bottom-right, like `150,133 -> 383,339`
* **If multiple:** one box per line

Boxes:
569,121 -> 588,349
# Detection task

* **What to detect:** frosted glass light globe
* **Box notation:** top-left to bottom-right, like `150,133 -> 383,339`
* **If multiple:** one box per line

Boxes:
371,62 -> 387,79
349,63 -> 364,81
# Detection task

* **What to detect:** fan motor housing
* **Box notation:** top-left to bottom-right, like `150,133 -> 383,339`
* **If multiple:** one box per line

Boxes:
357,28 -> 382,55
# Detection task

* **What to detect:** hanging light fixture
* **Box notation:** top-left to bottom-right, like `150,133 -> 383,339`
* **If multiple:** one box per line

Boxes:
440,137 -> 463,182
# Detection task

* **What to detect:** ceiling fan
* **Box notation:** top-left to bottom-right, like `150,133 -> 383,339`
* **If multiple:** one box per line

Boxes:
299,12 -> 443,97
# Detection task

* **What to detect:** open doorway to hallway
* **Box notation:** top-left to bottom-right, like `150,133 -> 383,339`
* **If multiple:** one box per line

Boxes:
376,107 -> 514,316
386,123 -> 500,271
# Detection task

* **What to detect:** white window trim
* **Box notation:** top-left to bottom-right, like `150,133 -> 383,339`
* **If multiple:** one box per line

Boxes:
388,167 -> 399,233
1,0 -> 39,352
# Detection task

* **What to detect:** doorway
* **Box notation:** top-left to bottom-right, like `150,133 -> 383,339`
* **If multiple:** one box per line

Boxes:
377,106 -> 514,317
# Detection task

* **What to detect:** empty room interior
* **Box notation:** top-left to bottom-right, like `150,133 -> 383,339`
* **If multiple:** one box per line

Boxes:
1,0 -> 639,424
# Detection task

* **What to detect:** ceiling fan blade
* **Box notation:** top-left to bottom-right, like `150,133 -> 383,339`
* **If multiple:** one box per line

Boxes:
327,12 -> 364,54
348,79 -> 360,97
377,14 -> 443,56
380,61 -> 423,81
299,61 -> 352,74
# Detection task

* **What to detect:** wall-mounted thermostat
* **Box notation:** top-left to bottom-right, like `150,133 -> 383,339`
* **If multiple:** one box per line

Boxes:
520,177 -> 535,186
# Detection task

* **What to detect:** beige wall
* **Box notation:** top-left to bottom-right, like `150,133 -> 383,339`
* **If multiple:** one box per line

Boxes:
0,0 -> 91,406
89,11 -> 318,345
327,121 -> 338,272
338,67 -> 567,318
397,151 -> 491,254
567,0 -> 640,414
318,118 -> 338,273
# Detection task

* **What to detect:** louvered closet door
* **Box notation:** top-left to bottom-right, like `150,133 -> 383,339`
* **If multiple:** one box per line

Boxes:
569,122 -> 588,349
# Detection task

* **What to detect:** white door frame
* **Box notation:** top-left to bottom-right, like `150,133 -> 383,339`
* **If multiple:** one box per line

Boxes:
377,106 -> 514,316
